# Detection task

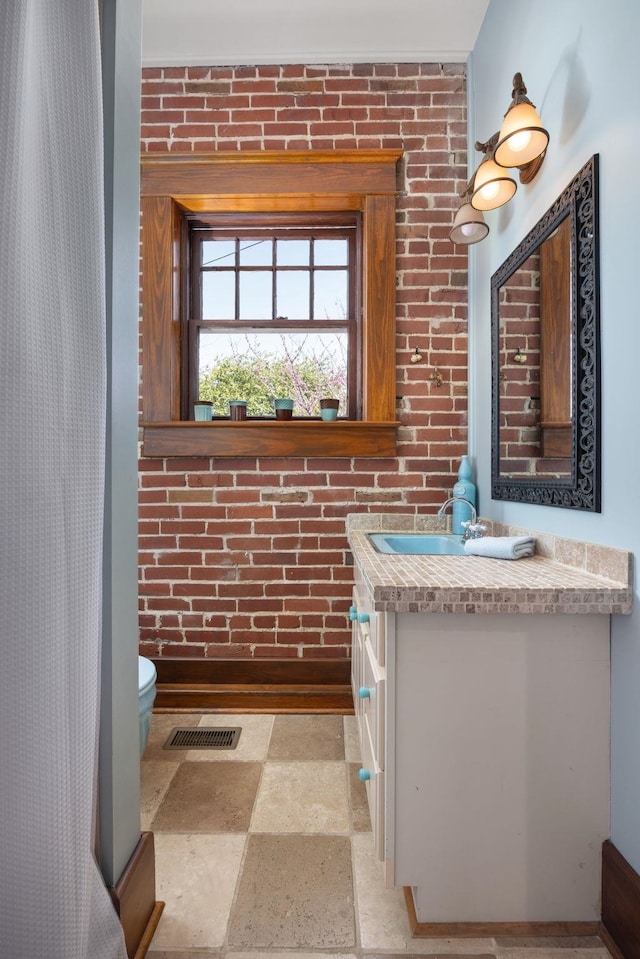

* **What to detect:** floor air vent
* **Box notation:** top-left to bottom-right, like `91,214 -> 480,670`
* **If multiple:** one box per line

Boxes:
163,727 -> 241,750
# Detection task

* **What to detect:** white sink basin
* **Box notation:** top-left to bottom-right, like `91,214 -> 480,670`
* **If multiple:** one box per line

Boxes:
367,533 -> 466,555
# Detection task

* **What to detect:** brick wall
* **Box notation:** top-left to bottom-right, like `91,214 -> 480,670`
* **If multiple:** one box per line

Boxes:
498,252 -> 541,474
138,62 -> 469,662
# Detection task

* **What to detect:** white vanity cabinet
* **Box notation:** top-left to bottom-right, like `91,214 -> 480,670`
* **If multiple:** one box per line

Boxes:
350,581 -> 386,861
351,587 -> 612,926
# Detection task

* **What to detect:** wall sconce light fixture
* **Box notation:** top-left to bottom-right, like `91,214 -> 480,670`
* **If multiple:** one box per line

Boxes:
494,73 -> 549,182
449,180 -> 490,245
470,133 -> 517,211
450,72 -> 549,245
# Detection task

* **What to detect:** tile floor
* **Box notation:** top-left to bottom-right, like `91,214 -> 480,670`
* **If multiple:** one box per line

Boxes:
141,712 -> 611,959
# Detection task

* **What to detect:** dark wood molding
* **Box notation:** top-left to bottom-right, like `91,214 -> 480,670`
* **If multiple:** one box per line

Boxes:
108,832 -> 164,959
602,839 -> 640,959
403,887 -> 599,939
141,419 -> 398,458
140,149 -> 400,459
152,657 -> 353,713
140,148 -> 403,197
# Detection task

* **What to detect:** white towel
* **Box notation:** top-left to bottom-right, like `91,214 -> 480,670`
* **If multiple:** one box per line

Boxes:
464,535 -> 535,560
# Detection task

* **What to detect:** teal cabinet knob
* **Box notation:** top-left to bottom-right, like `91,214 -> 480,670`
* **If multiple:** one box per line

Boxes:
358,686 -> 371,699
357,611 -> 370,624
358,768 -> 371,782
349,605 -> 358,621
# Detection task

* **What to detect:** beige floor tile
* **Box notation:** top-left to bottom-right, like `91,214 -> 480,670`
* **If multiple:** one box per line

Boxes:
267,714 -> 345,760
347,762 -> 371,832
140,760 -> 180,831
228,954 -> 356,959
152,833 -> 245,949
250,760 -> 349,833
227,834 -> 355,948
351,834 -> 496,954
366,954 -> 494,959
148,952 -> 221,958
343,714 -> 361,763
152,761 -> 261,832
143,712 -> 200,761
192,713 -> 275,761
351,832 -> 413,950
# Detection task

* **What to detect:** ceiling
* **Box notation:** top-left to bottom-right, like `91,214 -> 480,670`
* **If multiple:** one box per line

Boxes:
141,0 -> 490,67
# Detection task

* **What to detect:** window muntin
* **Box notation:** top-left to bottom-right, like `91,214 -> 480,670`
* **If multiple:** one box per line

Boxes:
187,217 -> 359,419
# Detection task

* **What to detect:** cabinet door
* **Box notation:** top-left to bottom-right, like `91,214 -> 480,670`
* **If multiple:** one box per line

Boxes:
360,711 -> 385,861
362,636 -> 385,770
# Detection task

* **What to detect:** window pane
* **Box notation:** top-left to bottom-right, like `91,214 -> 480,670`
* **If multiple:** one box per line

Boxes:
198,330 -> 348,417
201,239 -> 235,267
276,271 -> 310,319
239,272 -> 272,319
313,270 -> 348,319
314,239 -> 348,266
239,239 -> 272,266
202,271 -> 235,320
276,239 -> 310,266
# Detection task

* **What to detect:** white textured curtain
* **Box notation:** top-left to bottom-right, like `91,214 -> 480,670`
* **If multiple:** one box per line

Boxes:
0,2 -> 127,956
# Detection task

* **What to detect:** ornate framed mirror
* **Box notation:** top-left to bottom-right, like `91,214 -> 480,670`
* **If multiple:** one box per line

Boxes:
491,154 -> 600,511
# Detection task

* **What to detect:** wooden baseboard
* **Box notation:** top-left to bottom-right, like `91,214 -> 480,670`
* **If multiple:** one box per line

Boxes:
151,657 -> 353,713
108,831 -> 164,959
601,839 -> 640,959
403,887 -> 600,939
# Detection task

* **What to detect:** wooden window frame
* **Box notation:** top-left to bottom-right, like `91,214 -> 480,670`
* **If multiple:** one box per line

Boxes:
185,213 -> 359,419
140,150 -> 401,458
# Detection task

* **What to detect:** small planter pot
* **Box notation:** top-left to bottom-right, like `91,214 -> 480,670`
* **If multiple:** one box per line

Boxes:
273,398 -> 294,420
193,401 -> 213,421
229,400 -> 248,421
319,398 -> 339,421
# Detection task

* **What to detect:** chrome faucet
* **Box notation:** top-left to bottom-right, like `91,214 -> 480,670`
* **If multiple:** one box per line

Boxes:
438,497 -> 486,541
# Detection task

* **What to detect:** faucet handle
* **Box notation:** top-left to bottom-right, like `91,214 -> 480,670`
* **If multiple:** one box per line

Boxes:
464,522 -> 488,540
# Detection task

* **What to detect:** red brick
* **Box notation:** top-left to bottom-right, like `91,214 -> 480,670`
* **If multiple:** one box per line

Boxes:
139,61 -> 469,662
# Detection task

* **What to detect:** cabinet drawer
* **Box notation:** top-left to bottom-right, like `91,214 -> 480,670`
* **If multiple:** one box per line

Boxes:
361,636 -> 385,769
353,576 -> 385,665
360,715 -> 385,862
351,601 -> 365,723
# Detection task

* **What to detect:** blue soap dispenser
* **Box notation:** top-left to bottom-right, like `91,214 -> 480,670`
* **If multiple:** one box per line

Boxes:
451,455 -> 476,534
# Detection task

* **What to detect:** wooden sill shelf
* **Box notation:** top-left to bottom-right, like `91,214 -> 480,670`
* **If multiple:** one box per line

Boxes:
141,420 -> 399,458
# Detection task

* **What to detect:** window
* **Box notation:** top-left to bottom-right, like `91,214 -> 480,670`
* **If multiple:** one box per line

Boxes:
140,150 -> 401,457
186,214 -> 359,419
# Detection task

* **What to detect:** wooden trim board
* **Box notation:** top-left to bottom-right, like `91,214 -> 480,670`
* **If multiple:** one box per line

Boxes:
108,832 -> 164,959
601,839 -> 640,959
403,887 -> 600,939
151,657 -> 353,713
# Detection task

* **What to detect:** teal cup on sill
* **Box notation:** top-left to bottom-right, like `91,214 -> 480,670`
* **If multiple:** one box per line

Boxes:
319,397 -> 339,421
273,397 -> 294,420
320,407 -> 338,421
193,401 -> 213,421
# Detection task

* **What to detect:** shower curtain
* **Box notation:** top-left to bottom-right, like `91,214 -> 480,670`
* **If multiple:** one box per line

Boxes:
0,1 -> 127,956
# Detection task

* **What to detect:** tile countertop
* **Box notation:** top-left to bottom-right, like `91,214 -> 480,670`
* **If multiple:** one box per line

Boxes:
346,514 -> 633,615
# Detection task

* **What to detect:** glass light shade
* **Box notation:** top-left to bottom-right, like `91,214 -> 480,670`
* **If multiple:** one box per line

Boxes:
494,102 -> 549,169
470,158 -> 517,211
449,203 -> 489,245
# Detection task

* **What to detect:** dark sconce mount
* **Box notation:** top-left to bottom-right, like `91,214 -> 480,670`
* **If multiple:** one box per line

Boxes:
450,73 -> 549,246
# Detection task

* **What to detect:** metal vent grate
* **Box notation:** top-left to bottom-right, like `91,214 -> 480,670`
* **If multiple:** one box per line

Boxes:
163,727 -> 241,750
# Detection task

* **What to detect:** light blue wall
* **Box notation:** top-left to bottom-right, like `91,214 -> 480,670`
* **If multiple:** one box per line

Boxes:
469,0 -> 640,872
99,0 -> 143,885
